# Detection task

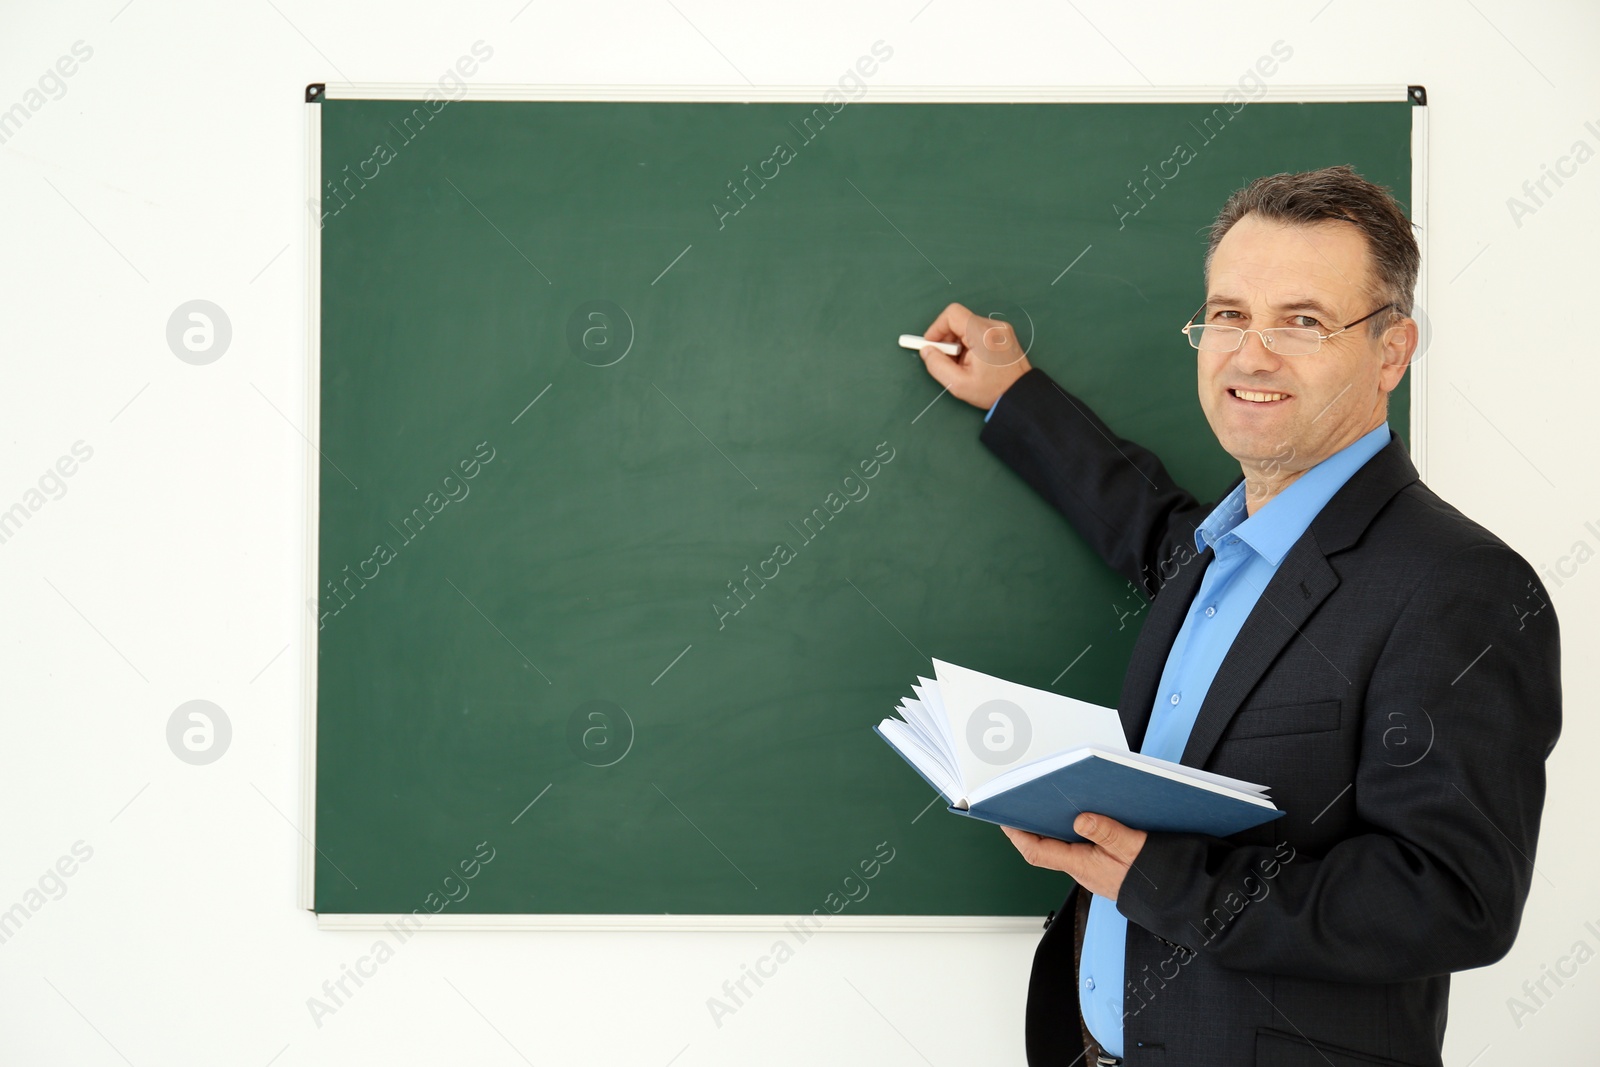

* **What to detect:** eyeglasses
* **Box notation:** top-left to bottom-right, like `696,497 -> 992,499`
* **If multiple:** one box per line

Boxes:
1180,302 -> 1395,357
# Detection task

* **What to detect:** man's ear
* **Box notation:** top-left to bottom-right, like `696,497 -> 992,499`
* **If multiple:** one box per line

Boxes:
1378,316 -> 1417,393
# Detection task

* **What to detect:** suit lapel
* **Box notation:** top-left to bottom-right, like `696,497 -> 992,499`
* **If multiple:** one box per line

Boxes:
1179,547 -> 1340,768
1156,434 -> 1421,769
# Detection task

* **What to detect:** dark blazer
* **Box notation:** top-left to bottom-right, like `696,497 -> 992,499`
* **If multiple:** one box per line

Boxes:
979,368 -> 1562,1067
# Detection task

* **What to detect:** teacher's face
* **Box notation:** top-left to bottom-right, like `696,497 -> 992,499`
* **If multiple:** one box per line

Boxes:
1196,213 -> 1412,480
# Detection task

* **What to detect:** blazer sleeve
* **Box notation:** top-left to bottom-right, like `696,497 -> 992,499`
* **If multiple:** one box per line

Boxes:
1114,541 -> 1563,982
978,367 -> 1220,596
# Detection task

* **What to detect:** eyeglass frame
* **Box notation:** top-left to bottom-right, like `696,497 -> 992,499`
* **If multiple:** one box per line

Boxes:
1179,301 -> 1397,356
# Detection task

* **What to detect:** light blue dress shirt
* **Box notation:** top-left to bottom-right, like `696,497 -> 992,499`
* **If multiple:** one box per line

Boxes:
1077,420 -> 1392,1057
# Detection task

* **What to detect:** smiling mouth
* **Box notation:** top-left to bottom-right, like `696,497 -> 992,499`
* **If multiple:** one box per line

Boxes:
1230,388 -> 1291,404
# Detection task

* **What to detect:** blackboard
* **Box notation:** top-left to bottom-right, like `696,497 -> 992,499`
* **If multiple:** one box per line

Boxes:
307,90 -> 1415,918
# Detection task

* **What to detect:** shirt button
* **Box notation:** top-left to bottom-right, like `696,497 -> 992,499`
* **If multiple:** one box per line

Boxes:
1169,693 -> 1180,705
1084,977 -> 1095,990
1204,605 -> 1216,618
1227,536 -> 1240,546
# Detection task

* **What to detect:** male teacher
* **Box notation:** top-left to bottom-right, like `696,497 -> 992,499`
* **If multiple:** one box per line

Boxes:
916,165 -> 1561,1066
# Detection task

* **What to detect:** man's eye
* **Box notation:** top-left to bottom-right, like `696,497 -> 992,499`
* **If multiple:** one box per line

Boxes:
1291,315 -> 1322,329
1212,310 -> 1240,321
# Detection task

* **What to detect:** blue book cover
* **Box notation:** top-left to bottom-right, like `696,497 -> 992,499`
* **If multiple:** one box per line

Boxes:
949,751 -> 1285,842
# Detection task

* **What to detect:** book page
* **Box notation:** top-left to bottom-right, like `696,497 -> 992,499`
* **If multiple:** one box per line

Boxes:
931,658 -> 1129,794
1112,749 -> 1270,796
874,719 -> 962,801
910,678 -> 959,759
894,698 -> 946,763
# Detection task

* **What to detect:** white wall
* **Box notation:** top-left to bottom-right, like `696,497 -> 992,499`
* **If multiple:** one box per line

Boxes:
2,1 -> 1595,1063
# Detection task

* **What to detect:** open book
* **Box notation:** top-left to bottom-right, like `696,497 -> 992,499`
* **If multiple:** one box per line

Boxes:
873,657 -> 1284,842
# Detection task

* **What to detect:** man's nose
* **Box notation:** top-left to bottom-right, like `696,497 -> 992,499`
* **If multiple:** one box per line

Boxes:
1232,330 -> 1284,372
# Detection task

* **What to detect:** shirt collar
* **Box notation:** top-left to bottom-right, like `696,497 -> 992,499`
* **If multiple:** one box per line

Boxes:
1193,422 -> 1392,566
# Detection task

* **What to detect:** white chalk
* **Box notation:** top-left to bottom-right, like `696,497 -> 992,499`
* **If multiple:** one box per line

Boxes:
899,334 -> 961,357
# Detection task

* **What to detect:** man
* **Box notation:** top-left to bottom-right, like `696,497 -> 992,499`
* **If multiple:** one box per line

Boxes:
916,165 -> 1561,1066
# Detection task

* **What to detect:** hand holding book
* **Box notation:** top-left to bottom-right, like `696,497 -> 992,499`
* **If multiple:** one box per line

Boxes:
1000,816 -> 1149,901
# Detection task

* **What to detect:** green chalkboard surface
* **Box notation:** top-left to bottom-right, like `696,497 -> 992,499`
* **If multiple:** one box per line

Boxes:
312,95 -> 1413,916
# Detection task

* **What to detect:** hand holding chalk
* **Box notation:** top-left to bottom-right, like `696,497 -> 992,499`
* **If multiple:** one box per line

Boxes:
907,303 -> 1034,412
899,334 -> 962,357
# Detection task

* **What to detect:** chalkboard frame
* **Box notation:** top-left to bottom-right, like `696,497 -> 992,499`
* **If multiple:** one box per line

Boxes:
298,83 -> 1429,930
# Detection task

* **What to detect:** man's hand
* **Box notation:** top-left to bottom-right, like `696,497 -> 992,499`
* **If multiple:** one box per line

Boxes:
1001,814 -> 1148,901
917,302 -> 1033,410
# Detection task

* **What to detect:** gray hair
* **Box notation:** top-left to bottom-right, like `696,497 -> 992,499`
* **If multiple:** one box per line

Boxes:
1204,164 -> 1419,337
